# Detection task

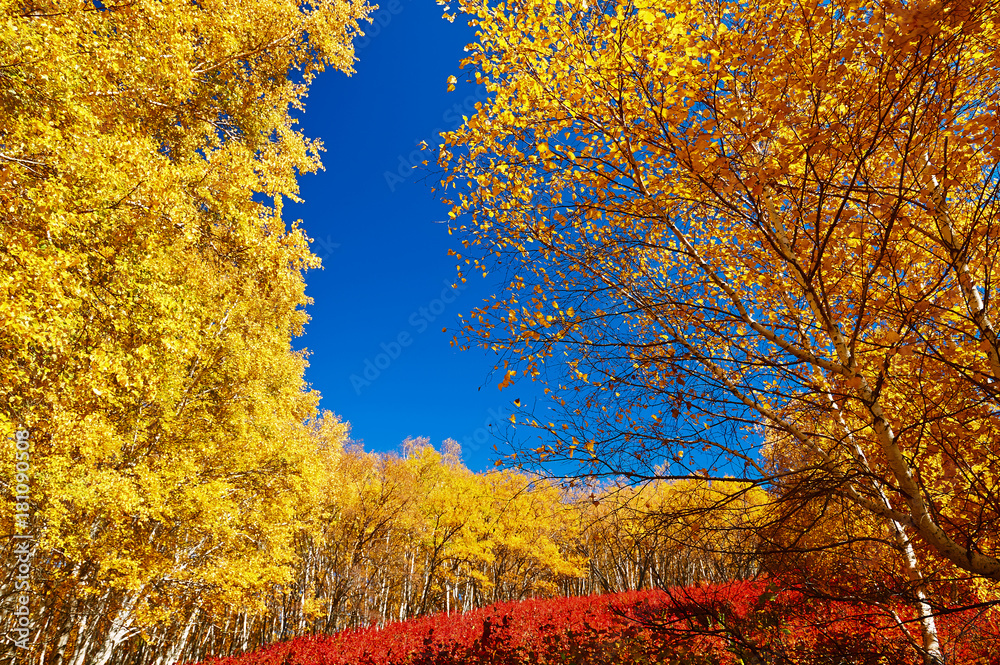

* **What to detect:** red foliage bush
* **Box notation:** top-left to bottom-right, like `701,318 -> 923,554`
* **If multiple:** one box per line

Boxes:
188,581 -> 1000,665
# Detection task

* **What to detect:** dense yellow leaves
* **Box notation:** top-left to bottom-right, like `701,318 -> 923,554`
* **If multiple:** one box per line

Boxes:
1,0 -> 369,659
81,437 -> 768,657
279,438 -> 588,627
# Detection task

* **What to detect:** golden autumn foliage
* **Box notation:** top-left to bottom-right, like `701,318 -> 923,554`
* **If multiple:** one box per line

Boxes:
1,0 -> 369,661
572,479 -> 767,593
201,440 -> 769,657
439,0 -> 1000,660
8,0 -> 1000,661
4,425 -> 746,662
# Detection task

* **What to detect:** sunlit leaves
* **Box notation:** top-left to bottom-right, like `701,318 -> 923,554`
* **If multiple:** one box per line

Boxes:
0,0 -> 370,655
440,0 -> 1000,631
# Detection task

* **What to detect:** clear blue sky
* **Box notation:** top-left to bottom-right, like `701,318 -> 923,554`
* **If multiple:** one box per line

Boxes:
288,0 -> 526,472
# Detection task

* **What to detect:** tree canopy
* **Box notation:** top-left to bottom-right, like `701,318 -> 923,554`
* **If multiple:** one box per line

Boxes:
439,0 -> 1000,661
1,0 -> 368,661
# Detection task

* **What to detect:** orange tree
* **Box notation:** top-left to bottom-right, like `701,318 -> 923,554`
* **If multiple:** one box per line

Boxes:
438,0 -> 1000,661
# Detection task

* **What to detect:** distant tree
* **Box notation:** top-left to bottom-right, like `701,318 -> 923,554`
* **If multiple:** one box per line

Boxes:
574,480 -> 766,594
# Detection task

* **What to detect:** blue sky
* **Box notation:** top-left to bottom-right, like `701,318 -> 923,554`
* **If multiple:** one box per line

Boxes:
287,0 -> 524,472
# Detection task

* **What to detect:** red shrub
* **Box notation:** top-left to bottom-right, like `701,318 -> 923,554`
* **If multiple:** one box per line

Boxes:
188,581 -> 1000,665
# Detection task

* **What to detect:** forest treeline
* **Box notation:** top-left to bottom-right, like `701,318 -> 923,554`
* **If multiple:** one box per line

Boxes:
1,424 -> 765,664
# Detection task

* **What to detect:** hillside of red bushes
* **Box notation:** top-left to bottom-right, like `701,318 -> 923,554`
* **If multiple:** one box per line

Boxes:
190,580 -> 1000,665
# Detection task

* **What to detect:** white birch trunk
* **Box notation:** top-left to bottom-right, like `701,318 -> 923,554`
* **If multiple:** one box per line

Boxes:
88,593 -> 141,665
154,607 -> 199,665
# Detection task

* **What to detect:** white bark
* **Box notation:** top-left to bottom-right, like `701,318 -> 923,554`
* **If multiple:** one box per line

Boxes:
88,593 -> 141,665
154,607 -> 199,665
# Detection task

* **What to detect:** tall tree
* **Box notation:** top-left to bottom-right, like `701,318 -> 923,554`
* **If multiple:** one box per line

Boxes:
439,0 -> 1000,661
0,0 -> 369,661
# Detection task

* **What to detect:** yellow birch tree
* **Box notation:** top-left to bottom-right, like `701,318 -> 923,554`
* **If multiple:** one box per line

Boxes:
439,0 -> 1000,661
0,0 -> 369,661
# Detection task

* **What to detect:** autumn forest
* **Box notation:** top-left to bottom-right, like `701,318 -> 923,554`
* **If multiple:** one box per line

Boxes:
3,0 -> 1000,663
